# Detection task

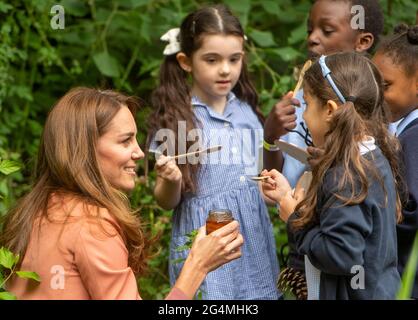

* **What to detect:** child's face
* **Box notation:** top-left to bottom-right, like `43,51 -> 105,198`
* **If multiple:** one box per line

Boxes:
307,0 -> 360,58
186,34 -> 244,106
373,53 -> 418,121
302,90 -> 331,147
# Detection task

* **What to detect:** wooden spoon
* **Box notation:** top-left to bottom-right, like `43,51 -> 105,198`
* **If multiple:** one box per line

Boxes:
293,60 -> 312,101
149,145 -> 222,160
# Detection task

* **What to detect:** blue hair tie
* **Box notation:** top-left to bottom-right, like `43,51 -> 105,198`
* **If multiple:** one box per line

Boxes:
318,55 -> 346,104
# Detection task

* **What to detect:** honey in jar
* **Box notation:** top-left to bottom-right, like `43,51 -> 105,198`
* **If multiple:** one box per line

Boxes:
206,209 -> 234,235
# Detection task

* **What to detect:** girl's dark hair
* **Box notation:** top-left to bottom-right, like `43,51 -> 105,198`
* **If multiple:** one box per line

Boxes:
314,0 -> 384,52
376,23 -> 418,77
292,52 -> 403,229
349,0 -> 384,52
148,4 -> 262,194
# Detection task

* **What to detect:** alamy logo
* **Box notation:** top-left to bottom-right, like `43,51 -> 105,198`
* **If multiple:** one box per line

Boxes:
50,265 -> 65,290
351,5 -> 365,30
350,265 -> 365,290
50,5 -> 65,30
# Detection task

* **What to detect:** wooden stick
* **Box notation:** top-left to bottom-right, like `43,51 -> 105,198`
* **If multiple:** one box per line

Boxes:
149,145 -> 223,160
250,176 -> 270,181
293,60 -> 312,101
170,145 -> 222,160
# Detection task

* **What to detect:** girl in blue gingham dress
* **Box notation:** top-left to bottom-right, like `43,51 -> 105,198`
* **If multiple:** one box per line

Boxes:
148,4 -> 279,299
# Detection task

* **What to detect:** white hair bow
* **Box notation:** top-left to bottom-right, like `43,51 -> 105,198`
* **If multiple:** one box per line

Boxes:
160,28 -> 181,56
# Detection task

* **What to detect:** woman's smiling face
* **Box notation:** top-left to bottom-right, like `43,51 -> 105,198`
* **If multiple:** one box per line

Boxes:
96,106 -> 144,192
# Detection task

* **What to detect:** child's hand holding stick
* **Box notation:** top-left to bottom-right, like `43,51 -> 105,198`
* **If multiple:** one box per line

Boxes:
260,169 -> 292,203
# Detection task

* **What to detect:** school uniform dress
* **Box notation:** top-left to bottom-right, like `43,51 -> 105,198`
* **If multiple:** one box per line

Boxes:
390,109 -> 418,299
289,145 -> 401,299
154,93 -> 280,299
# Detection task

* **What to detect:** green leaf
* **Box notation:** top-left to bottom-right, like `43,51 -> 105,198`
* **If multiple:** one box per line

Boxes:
224,0 -> 251,27
0,272 -> 4,288
288,23 -> 307,45
0,179 -> 8,197
270,47 -> 302,62
0,291 -> 16,300
175,245 -> 190,252
16,271 -> 41,282
93,52 -> 121,78
118,0 -> 149,9
397,233 -> 418,300
8,85 -> 33,101
170,258 -> 185,265
0,247 -> 19,270
141,195 -> 153,204
0,2 -> 13,13
61,0 -> 89,17
260,1 -> 280,16
0,160 -> 21,175
248,29 -> 276,47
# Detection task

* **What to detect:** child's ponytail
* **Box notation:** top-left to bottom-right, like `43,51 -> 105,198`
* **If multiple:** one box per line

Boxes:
149,54 -> 200,193
393,23 -> 418,45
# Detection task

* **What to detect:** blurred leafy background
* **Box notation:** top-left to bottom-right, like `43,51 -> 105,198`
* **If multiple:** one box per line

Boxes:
0,0 -> 417,299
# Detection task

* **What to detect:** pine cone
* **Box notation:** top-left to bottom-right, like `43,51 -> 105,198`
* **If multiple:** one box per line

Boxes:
277,267 -> 308,300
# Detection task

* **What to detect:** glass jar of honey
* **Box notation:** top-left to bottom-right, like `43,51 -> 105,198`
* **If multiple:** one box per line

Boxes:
206,209 -> 234,235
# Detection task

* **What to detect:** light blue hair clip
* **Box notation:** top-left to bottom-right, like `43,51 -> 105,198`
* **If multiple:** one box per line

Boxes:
318,55 -> 346,104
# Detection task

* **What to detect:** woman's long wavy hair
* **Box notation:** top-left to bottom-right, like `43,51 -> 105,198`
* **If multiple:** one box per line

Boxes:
0,87 -> 152,276
148,4 -> 263,193
291,52 -> 404,230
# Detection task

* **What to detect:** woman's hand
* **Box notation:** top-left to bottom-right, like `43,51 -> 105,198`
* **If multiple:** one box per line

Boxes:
260,169 -> 292,203
278,187 -> 305,223
189,221 -> 243,273
155,155 -> 182,183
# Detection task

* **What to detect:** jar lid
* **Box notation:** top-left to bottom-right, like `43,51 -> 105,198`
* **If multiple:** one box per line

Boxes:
207,209 -> 233,222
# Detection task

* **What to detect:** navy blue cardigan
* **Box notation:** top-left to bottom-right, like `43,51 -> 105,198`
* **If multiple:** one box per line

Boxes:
397,118 -> 418,299
289,148 -> 400,299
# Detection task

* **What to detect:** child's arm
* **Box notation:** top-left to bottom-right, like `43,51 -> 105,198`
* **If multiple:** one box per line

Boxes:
289,193 -> 373,276
154,155 -> 182,210
263,92 -> 300,171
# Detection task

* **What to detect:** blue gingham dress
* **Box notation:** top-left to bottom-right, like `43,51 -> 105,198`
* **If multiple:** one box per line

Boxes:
152,93 -> 280,299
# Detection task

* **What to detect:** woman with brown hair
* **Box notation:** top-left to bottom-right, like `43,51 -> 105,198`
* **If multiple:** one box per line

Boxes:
1,87 -> 243,299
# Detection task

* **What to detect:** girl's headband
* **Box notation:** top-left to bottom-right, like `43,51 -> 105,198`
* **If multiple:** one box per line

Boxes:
318,55 -> 347,104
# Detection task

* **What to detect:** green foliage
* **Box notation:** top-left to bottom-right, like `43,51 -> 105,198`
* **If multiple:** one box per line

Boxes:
397,232 -> 418,300
0,159 -> 21,176
0,0 -> 416,299
175,229 -> 199,253
0,246 -> 41,300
